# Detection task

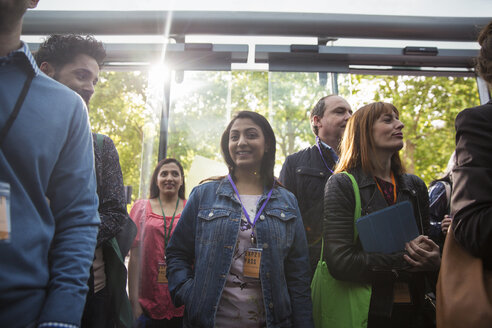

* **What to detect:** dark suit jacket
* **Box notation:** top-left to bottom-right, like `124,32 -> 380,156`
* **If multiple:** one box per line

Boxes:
451,99 -> 492,269
279,144 -> 336,273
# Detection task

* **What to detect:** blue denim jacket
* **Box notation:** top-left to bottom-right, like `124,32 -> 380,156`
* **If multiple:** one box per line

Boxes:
166,178 -> 314,328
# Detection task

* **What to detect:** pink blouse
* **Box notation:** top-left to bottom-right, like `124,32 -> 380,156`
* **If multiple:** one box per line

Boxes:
130,199 -> 186,320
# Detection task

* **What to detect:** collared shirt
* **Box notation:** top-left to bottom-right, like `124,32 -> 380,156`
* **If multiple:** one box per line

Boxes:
0,42 -> 40,76
0,42 -> 99,327
319,139 -> 339,163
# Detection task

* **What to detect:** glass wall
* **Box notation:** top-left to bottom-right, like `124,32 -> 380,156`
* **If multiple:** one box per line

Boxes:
163,71 -> 479,196
88,68 -> 479,202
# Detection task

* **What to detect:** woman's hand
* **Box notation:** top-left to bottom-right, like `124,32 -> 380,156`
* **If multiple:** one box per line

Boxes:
441,215 -> 453,235
403,235 -> 441,271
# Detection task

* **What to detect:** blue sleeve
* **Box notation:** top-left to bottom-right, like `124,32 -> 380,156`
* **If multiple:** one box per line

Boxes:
166,186 -> 200,307
39,100 -> 99,326
284,195 -> 314,327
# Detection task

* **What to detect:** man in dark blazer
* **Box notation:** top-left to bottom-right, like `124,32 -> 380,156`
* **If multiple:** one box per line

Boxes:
451,20 -> 492,270
279,95 -> 352,275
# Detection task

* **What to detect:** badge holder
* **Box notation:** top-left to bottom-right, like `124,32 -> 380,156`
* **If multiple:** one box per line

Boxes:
157,260 -> 168,284
243,248 -> 262,279
0,182 -> 11,243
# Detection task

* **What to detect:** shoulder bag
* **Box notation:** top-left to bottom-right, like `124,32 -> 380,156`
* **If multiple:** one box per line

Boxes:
436,226 -> 492,328
311,171 -> 372,328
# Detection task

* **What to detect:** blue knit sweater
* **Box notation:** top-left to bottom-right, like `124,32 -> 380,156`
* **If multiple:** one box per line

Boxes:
0,43 -> 99,327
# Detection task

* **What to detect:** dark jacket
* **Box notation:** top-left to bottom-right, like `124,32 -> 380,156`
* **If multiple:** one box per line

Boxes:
279,144 -> 336,272
451,100 -> 492,269
323,167 -> 431,319
91,133 -> 136,328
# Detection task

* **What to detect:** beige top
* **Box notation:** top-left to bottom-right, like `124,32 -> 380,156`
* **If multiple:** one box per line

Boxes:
93,246 -> 106,293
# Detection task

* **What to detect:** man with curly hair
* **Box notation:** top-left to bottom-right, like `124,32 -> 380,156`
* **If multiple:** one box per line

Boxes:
36,34 -> 135,328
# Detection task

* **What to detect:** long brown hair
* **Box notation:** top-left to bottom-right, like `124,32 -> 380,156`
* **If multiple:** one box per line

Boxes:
335,102 -> 405,176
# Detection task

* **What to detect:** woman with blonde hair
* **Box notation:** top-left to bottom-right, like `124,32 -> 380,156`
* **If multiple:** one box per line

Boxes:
323,102 -> 440,327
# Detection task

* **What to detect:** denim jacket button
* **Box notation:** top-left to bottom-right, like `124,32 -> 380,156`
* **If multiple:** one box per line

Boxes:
208,212 -> 213,217
280,212 -> 285,218
263,243 -> 269,249
220,274 -> 226,278
266,272 -> 270,279
260,215 -> 265,221
269,302 -> 274,309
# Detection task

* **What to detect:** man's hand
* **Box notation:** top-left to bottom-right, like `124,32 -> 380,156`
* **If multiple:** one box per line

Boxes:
403,235 -> 441,271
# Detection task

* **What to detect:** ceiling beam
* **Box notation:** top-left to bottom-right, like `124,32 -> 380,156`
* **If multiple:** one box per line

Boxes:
23,11 -> 489,42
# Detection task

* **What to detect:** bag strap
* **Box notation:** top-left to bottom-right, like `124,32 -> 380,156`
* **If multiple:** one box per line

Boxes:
341,171 -> 362,242
319,171 -> 362,261
95,133 -> 104,152
441,180 -> 452,210
0,71 -> 34,146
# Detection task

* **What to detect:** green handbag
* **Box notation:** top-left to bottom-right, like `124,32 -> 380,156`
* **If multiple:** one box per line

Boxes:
311,171 -> 372,328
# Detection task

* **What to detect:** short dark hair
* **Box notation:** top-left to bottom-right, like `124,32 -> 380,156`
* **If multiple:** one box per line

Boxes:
476,20 -> 492,85
34,34 -> 106,69
149,158 -> 186,200
220,111 -> 277,189
310,95 -> 336,135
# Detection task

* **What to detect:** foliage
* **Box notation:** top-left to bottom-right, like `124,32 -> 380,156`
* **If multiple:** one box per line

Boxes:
89,71 -> 149,202
167,71 -> 333,172
88,70 -> 481,199
363,75 -> 479,184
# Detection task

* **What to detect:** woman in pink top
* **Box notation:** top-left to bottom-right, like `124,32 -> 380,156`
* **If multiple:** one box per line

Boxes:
128,158 -> 187,328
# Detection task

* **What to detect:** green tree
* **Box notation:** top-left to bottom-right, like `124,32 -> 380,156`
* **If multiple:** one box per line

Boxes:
89,69 -> 481,200
167,71 -> 334,173
89,71 -> 149,202
368,75 -> 479,184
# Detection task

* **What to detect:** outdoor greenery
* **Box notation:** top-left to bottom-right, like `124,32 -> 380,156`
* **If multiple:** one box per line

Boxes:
89,70 -> 480,204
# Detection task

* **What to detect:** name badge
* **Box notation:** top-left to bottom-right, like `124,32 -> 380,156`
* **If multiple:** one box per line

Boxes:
157,262 -> 168,284
394,282 -> 412,303
243,248 -> 262,279
0,182 -> 11,243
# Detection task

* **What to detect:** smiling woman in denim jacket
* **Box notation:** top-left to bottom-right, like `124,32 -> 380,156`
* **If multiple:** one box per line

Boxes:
166,111 -> 314,328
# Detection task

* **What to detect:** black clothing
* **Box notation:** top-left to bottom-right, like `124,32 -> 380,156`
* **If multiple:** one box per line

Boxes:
323,167 -> 432,323
84,133 -> 136,328
279,144 -> 336,273
93,133 -> 130,247
451,100 -> 492,270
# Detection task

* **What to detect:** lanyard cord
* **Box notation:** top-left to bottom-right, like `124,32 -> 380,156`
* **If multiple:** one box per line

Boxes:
227,174 -> 274,244
315,136 -> 335,174
375,172 -> 397,204
158,197 -> 179,252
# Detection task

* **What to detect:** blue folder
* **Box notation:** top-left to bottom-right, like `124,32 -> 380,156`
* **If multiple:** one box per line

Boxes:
355,201 -> 419,254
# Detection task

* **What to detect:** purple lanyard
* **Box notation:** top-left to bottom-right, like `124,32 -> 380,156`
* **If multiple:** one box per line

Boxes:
316,136 -> 334,174
227,174 -> 274,244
